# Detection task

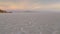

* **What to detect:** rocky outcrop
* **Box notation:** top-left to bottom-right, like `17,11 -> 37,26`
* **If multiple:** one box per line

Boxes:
0,9 -> 12,13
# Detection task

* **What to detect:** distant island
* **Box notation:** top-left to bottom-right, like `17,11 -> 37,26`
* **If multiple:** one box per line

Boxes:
0,9 -> 12,13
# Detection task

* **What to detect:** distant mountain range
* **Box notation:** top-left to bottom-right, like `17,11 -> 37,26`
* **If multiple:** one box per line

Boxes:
7,9 -> 60,13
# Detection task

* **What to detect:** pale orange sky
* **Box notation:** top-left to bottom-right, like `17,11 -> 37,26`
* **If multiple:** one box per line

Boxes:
0,0 -> 60,11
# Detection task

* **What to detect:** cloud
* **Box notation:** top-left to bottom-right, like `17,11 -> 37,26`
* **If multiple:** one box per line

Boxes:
28,3 -> 60,10
0,0 -> 60,4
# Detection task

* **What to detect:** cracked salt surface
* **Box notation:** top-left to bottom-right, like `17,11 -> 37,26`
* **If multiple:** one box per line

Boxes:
0,12 -> 60,34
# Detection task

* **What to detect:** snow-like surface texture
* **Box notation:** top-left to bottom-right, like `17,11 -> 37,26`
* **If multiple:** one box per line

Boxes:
0,12 -> 60,34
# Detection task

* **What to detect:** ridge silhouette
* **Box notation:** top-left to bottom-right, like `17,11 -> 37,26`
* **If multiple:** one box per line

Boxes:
0,9 -> 12,13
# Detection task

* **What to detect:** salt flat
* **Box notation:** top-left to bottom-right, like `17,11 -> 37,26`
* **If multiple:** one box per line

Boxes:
0,12 -> 60,34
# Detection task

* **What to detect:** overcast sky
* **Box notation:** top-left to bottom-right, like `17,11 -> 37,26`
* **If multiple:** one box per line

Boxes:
0,0 -> 60,11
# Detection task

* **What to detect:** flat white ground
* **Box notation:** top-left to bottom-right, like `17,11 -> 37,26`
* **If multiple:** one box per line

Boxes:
0,12 -> 60,34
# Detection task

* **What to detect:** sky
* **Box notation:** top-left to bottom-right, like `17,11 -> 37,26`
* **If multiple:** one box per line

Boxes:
0,0 -> 60,11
